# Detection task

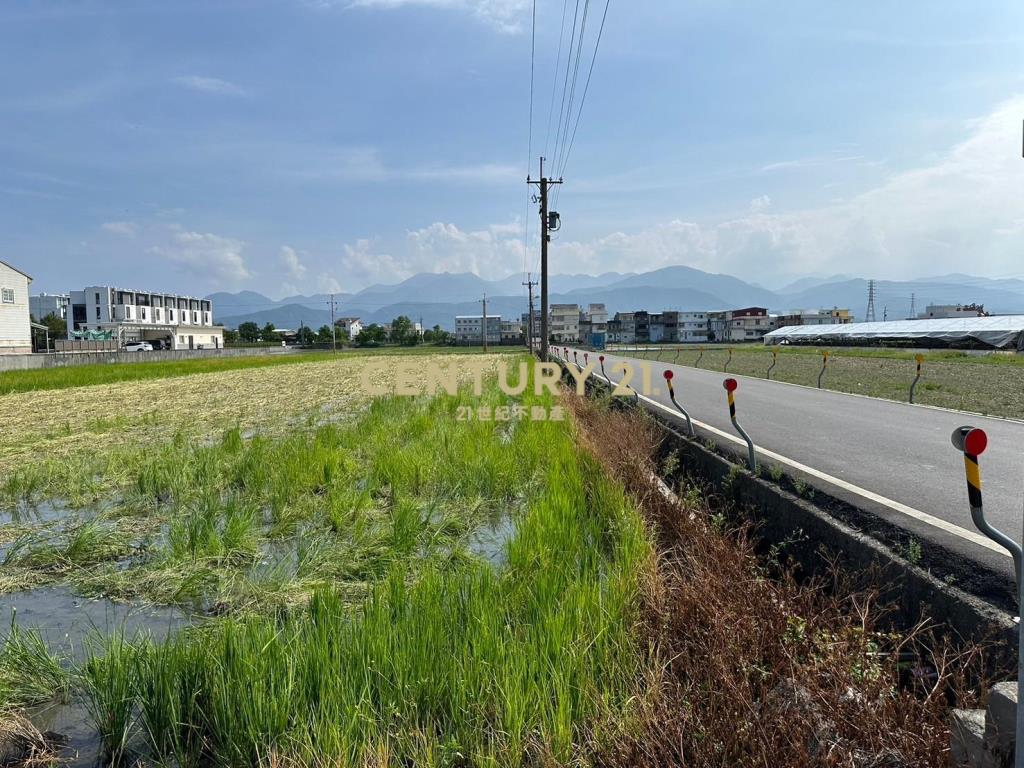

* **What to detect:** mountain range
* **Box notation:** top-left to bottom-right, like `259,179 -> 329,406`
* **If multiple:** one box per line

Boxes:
210,268 -> 1024,331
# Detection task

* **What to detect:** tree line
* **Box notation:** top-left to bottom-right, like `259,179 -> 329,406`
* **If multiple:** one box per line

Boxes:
226,316 -> 453,347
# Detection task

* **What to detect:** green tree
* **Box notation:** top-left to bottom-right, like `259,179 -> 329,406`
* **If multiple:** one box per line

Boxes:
355,324 -> 388,347
423,325 -> 452,345
238,322 -> 259,343
40,312 -> 67,340
296,326 -> 315,345
316,325 -> 334,344
261,323 -> 279,342
389,315 -> 418,346
223,328 -> 240,344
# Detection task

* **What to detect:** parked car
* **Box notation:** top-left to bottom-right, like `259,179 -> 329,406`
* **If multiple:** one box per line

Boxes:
124,341 -> 153,352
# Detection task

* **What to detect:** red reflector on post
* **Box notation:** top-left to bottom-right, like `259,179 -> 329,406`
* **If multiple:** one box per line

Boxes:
723,378 -> 738,392
599,355 -> 604,362
663,370 -> 673,380
964,429 -> 988,456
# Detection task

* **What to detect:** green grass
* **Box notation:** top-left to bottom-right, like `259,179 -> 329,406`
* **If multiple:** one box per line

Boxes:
81,395 -> 650,766
625,344 -> 1024,418
0,344 -> 513,397
0,616 -> 71,711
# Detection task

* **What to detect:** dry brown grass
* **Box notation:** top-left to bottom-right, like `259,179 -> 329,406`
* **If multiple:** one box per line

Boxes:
0,353 -> 507,475
569,396 -> 990,768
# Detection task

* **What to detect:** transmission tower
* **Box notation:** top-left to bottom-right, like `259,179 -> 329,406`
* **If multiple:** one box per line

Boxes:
865,279 -> 877,323
909,292 -> 916,320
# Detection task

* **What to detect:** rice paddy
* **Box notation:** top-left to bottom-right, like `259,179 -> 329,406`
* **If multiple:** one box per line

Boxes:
0,351 -> 653,765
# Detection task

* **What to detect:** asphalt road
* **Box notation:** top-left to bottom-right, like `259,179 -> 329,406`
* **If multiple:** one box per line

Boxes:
560,347 -> 1024,581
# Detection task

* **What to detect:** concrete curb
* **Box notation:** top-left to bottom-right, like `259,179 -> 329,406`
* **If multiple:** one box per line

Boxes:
573,367 -> 1017,658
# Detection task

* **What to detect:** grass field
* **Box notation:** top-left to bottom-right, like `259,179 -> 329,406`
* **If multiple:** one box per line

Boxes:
0,350 -> 653,766
621,344 -> 1024,419
0,345 -> 507,396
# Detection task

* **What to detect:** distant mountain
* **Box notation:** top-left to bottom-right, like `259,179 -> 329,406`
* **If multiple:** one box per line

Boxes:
209,268 -> 1024,331
217,304 -> 334,331
578,266 -> 776,309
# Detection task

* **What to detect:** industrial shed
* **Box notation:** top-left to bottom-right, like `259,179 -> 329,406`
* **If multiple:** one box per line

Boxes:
763,316 -> 1024,351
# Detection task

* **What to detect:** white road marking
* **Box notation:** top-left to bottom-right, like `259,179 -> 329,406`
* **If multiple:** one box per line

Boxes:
585,360 -> 1011,559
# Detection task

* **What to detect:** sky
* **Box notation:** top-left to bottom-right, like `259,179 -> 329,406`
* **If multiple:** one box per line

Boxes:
3,0 -> 1024,300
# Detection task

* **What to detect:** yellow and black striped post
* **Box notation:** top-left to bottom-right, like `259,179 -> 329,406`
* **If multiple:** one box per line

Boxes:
724,378 -> 756,471
767,349 -> 778,380
724,347 -> 733,372
696,346 -> 704,366
950,426 -> 1019,573
817,350 -> 830,389
951,426 -> 1024,768
909,354 -> 924,403
663,369 -> 695,437
598,354 -> 608,382
673,347 -> 683,364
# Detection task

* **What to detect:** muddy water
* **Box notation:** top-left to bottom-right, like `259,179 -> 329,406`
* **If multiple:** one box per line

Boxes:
468,513 -> 517,567
0,586 -> 190,766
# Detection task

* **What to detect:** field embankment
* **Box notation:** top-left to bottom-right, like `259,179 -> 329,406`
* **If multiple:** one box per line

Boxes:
625,345 -> 1024,419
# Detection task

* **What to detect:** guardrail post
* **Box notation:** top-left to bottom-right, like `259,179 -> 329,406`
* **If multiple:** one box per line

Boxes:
767,349 -> 778,380
724,347 -> 733,372
599,354 -> 608,382
663,370 -> 695,437
674,347 -> 683,364
723,378 -> 757,472
909,354 -> 924,403
951,426 -> 1023,768
818,350 -> 830,389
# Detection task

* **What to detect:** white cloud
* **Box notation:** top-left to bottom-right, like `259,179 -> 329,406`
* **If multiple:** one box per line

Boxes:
171,75 -> 249,97
290,146 -> 516,185
341,0 -> 528,32
280,245 -> 307,280
150,228 -> 252,284
101,221 -> 138,237
545,96 -> 1024,282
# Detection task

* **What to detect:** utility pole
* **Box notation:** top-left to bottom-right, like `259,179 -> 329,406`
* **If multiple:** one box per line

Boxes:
528,157 -> 562,362
522,272 -> 537,354
326,294 -> 339,352
909,292 -> 917,320
481,294 -> 488,351
865,279 -> 877,323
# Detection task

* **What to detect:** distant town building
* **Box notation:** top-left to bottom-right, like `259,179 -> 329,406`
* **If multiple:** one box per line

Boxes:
607,311 -> 636,344
30,293 -> 70,322
454,314 -> 501,346
70,285 -> 224,350
500,320 -> 523,345
708,307 -> 776,343
919,303 -> 988,319
578,303 -> 608,346
0,260 -> 33,354
334,317 -> 363,338
775,308 -> 853,327
549,303 -> 581,343
726,307 -> 777,342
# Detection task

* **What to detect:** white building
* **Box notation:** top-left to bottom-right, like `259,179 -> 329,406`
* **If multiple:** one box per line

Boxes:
454,315 -> 501,346
676,311 -> 710,342
919,304 -> 988,320
0,260 -> 32,354
549,303 -> 580,343
500,319 -> 523,345
70,286 -> 224,350
30,293 -> 70,322
335,317 -> 363,338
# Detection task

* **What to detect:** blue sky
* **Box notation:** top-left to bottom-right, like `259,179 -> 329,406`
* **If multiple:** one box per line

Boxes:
4,0 -> 1024,298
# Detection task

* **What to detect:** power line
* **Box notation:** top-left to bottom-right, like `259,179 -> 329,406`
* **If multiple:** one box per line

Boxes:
557,0 -> 611,179
523,0 -> 537,292
543,0 -> 572,162
551,0 -> 582,175
553,0 -> 591,175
